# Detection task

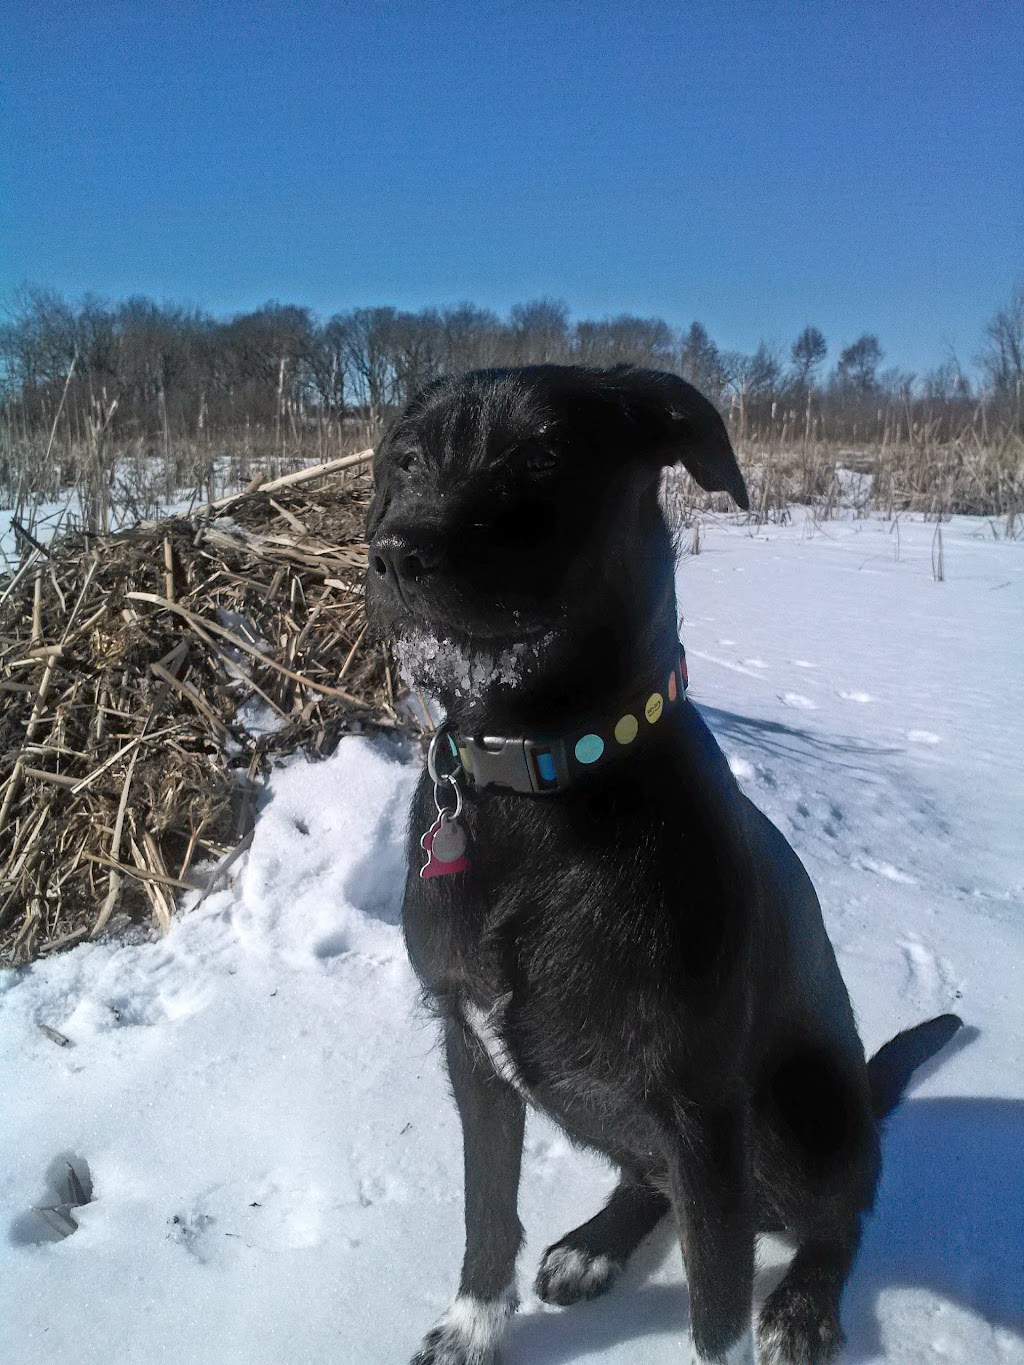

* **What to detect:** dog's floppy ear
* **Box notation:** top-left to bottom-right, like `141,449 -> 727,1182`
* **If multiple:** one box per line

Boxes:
604,366 -> 749,511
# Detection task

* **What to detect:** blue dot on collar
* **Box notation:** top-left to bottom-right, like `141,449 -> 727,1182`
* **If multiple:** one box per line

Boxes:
574,733 -> 605,765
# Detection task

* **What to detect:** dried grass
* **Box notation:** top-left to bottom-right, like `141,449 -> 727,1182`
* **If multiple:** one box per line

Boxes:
662,430 -> 1024,534
0,451 -> 420,965
6,423 -> 1021,965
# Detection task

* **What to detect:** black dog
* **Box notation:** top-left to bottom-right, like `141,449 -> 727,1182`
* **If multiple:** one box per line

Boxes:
365,365 -> 961,1364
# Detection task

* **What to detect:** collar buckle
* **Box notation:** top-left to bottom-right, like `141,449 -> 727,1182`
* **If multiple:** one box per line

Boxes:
448,646 -> 688,798
458,735 -> 568,795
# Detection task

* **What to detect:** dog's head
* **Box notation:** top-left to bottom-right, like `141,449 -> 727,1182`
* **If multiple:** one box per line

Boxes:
365,365 -> 746,727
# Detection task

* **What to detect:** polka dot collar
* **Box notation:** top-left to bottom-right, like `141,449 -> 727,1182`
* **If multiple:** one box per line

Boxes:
445,646 -> 689,796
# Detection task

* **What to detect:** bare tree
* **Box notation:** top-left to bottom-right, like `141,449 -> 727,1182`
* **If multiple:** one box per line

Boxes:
922,356 -> 972,402
721,343 -> 782,438
334,307 -> 401,422
509,298 -> 571,365
1,286 -> 78,394
389,309 -> 445,405
835,334 -> 884,393
790,326 -> 827,391
308,315 -> 349,414
978,287 -> 1024,400
440,304 -> 506,375
678,322 -> 728,402
573,314 -> 675,369
5,286 -> 1022,459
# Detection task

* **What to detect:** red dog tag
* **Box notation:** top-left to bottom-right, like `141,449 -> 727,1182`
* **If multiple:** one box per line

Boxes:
420,811 -> 471,878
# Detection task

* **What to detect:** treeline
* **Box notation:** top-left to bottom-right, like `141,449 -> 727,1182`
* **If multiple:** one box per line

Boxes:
2,286 -> 1022,450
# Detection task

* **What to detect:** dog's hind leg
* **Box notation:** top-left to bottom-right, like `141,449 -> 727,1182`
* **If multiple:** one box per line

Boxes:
756,1226 -> 860,1365
663,1098 -> 755,1363
535,1173 -> 670,1306
411,1017 -> 526,1365
754,1047 -> 880,1363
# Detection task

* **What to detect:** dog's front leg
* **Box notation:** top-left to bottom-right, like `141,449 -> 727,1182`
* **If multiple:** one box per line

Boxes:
411,1016 -> 526,1365
663,1098 -> 755,1364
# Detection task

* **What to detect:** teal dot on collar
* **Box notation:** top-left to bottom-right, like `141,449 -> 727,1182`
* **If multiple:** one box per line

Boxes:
574,733 -> 605,765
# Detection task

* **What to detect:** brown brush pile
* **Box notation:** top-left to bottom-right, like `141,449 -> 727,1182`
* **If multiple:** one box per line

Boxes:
0,451 -> 423,966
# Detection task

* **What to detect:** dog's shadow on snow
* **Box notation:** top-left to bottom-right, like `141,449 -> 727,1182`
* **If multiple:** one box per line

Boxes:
508,1225 -> 690,1364
698,702 -> 907,767
844,1094 -> 1024,1359
507,1094 -> 1024,1363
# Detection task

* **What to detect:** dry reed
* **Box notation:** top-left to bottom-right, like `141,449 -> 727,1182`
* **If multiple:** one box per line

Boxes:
0,451 -> 421,966
662,430 -> 1024,534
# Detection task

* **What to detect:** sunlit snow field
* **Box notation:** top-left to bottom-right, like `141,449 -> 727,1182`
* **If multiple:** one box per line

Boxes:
1,511 -> 1022,1364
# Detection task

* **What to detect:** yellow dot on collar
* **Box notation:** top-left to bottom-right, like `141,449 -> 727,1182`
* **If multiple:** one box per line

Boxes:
614,713 -> 639,744
645,692 -> 664,724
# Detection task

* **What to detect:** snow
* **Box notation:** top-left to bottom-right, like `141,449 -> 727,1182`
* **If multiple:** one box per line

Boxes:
396,628 -> 556,697
0,455 -> 319,564
0,495 -> 74,568
2,511 -> 1023,1363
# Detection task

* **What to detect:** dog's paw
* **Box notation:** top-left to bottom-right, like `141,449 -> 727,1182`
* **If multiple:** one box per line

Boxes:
695,1327 -> 756,1365
757,1285 -> 844,1365
535,1243 -> 621,1306
410,1291 -> 515,1365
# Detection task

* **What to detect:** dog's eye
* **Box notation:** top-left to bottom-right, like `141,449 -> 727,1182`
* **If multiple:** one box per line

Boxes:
524,447 -> 560,476
395,450 -> 421,473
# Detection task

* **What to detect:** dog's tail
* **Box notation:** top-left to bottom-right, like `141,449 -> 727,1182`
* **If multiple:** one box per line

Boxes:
867,1013 -> 963,1119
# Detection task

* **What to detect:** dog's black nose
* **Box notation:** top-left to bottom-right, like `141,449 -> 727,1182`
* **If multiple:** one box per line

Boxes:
370,530 -> 443,590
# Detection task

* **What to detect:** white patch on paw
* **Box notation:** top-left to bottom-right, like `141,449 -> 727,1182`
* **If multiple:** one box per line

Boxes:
697,1325 -> 755,1364
415,1286 -> 516,1364
758,1293 -> 842,1365
540,1244 -> 616,1298
756,1316 -> 787,1364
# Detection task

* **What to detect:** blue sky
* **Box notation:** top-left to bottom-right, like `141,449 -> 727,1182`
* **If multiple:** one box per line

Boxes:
2,0 -> 1021,375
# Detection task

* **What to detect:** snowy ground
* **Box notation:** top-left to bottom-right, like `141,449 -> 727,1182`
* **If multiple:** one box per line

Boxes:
1,512 -> 1022,1364
0,451 -> 330,565
0,489 -> 199,569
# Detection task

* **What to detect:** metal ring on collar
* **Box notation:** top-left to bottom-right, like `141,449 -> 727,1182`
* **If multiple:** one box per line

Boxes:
433,776 -> 464,821
427,728 -> 462,786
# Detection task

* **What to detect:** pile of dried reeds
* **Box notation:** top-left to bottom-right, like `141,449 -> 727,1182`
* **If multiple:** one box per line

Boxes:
0,450 -> 421,966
